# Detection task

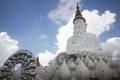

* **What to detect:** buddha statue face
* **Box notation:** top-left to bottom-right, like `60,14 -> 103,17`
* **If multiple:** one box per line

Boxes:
74,19 -> 87,34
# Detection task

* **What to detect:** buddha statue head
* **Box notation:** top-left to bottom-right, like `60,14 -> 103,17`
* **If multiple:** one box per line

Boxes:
73,3 -> 87,36
73,19 -> 87,34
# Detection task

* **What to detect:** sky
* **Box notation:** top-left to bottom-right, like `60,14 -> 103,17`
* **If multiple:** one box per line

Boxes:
0,0 -> 120,66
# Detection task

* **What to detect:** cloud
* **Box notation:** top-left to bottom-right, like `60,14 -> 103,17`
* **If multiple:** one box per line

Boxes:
0,32 -> 19,66
39,34 -> 48,40
48,0 -> 80,25
38,50 -> 56,66
101,37 -> 120,57
82,10 -> 116,37
55,16 -> 74,53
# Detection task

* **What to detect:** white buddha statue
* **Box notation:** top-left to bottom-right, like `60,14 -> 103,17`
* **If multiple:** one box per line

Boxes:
66,3 -> 101,54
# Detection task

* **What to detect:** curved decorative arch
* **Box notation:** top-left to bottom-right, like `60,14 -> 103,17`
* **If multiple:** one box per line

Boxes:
0,50 -> 36,80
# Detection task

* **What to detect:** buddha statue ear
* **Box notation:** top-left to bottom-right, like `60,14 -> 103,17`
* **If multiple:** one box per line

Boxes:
85,23 -> 87,32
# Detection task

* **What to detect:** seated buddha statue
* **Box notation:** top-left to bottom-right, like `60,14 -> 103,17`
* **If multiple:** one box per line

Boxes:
66,3 -> 102,54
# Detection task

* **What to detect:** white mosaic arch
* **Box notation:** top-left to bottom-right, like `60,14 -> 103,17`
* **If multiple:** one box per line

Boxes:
0,50 -> 36,80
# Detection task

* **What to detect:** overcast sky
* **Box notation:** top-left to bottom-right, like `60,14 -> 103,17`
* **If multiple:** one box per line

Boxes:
0,0 -> 120,66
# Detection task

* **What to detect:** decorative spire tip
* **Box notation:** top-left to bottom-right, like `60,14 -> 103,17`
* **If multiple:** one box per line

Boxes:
73,2 -> 86,23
